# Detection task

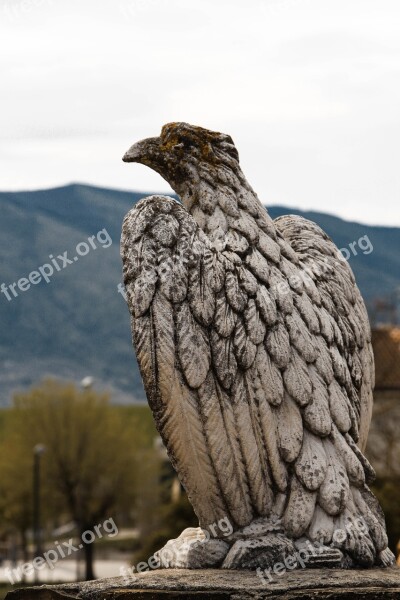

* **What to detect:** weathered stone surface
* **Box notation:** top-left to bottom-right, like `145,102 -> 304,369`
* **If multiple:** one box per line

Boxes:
6,567 -> 400,599
156,528 -> 230,568
120,122 -> 394,569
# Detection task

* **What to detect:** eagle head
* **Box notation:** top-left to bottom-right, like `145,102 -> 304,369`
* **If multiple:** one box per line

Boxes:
122,122 -> 240,196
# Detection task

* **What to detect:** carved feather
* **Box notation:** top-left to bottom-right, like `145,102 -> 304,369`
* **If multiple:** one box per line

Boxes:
348,351 -> 363,389
210,330 -> 237,390
198,372 -> 252,527
122,204 -> 151,244
308,505 -> 334,545
243,299 -> 266,344
225,229 -> 249,254
301,271 -> 321,305
303,366 -> 332,437
206,206 -> 228,236
225,270 -> 247,313
176,301 -> 210,389
283,475 -> 317,537
217,164 -> 240,189
151,292 -> 176,399
276,392 -> 303,462
280,256 -> 304,293
255,209 -> 278,240
345,434 -> 375,483
255,286 -> 277,326
197,180 -> 215,214
233,317 -> 257,369
330,345 -> 352,387
295,430 -> 327,491
128,271 -> 157,317
217,187 -> 240,217
276,233 -> 299,263
187,262 -> 215,326
257,395 -> 288,492
152,213 -> 180,246
293,292 -> 320,333
285,311 -> 317,363
336,315 -> 354,351
191,205 -> 208,230
265,322 -> 291,369
131,313 -> 154,400
319,438 -> 349,515
157,370 -> 229,527
331,318 -> 344,352
256,345 -> 284,406
257,229 -> 281,263
243,372 -> 275,503
331,425 -> 365,486
355,298 -> 372,342
214,290 -> 237,338
333,507 -> 375,566
268,266 -> 294,314
228,211 -> 259,243
161,255 -> 188,303
238,190 -> 265,220
237,266 -> 258,297
245,248 -> 271,284
352,488 -> 388,552
317,307 -> 335,344
329,380 -> 351,433
231,373 -> 272,516
204,250 -> 226,293
320,286 -> 337,316
222,250 -> 242,266
313,334 -> 334,385
283,349 -> 312,406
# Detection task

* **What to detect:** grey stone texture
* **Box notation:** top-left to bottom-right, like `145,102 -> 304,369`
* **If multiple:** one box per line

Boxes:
6,567 -> 400,599
120,123 -> 394,569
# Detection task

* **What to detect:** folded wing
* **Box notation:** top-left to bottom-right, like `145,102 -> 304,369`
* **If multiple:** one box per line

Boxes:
122,196 -> 382,560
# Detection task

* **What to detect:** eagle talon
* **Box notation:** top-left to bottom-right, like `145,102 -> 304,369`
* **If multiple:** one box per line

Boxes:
155,527 -> 230,569
222,532 -> 296,570
378,547 -> 396,567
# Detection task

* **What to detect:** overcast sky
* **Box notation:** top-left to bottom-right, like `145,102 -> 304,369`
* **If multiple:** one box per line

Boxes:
1,0 -> 399,225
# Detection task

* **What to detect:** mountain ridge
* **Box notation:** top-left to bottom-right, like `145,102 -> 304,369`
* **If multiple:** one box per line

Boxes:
1,184 -> 399,405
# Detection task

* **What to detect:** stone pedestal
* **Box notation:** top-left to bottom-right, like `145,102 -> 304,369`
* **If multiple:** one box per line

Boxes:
6,567 -> 400,599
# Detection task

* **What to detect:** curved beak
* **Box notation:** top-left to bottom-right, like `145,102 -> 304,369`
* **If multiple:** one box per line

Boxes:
122,136 -> 161,164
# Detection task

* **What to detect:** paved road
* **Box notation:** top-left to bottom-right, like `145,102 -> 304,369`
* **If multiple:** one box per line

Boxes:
0,559 -> 130,586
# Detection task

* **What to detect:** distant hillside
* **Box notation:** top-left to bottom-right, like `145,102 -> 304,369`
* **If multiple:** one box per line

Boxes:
0,184 -> 399,405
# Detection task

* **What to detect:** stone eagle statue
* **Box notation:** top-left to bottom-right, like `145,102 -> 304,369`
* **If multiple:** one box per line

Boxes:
121,122 -> 394,570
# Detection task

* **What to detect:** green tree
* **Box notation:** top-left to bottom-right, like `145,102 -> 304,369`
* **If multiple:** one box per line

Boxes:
0,431 -> 33,564
0,380 -> 141,580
